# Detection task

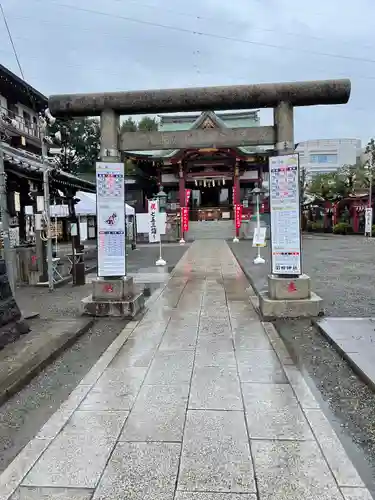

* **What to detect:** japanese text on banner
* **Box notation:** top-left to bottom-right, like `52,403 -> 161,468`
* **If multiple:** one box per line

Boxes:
181,207 -> 189,232
269,153 -> 301,275
235,204 -> 242,229
148,199 -> 160,242
185,189 -> 192,206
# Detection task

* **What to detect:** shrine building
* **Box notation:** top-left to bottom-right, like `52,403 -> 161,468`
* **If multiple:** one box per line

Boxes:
124,110 -> 270,221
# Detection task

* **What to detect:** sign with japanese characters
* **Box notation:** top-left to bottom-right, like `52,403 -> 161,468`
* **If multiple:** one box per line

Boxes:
96,162 -> 126,277
185,189 -> 192,206
148,199 -> 160,242
181,207 -> 189,232
269,154 -> 301,275
235,204 -> 242,229
365,207 -> 373,233
252,227 -> 267,247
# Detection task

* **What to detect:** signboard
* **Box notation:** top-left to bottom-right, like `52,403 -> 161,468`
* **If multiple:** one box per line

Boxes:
365,207 -> 373,233
185,189 -> 192,206
235,204 -> 242,229
253,227 -> 267,247
148,199 -> 160,242
181,207 -> 189,232
96,162 -> 126,277
269,154 -> 301,275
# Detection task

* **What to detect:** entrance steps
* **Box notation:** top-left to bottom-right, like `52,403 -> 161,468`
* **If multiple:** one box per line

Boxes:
186,220 -> 235,240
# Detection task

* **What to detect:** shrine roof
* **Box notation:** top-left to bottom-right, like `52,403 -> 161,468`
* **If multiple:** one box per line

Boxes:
126,110 -> 263,159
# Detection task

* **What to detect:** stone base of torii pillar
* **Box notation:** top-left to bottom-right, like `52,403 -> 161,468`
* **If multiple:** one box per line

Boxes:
81,277 -> 145,318
258,274 -> 324,320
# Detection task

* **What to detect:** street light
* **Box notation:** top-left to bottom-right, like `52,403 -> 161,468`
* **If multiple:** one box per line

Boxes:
156,186 -> 167,213
252,185 -> 265,265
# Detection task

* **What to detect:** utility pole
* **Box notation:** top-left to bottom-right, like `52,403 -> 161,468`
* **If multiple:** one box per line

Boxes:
40,119 -> 54,291
0,146 -> 15,294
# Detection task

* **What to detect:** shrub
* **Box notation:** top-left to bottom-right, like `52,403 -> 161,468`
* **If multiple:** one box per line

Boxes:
333,222 -> 352,234
311,221 -> 324,232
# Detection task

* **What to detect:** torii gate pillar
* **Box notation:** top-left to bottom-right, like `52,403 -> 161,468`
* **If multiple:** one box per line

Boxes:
81,108 -> 145,318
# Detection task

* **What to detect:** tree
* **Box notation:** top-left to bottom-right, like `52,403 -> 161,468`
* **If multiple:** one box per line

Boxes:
120,116 -> 159,134
48,118 -> 100,174
120,117 -> 137,133
308,172 -> 338,200
138,116 -> 158,132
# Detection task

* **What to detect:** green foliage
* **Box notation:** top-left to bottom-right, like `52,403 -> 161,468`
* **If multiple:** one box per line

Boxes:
48,117 -> 100,174
308,172 -> 337,199
120,116 -> 159,133
333,222 -> 352,235
138,116 -> 158,132
311,220 -> 324,231
121,117 -> 137,132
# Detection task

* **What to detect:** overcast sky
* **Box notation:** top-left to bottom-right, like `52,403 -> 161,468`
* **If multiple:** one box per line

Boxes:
1,0 -> 375,144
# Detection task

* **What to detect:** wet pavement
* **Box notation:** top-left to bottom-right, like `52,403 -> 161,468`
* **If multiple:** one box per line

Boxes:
0,241 -> 373,499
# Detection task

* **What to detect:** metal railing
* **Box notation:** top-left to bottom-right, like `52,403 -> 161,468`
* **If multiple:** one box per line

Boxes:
0,105 -> 41,141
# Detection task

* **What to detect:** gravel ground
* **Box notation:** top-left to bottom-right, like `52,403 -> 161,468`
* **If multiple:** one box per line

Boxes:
0,243 -> 188,474
229,234 -> 375,317
16,243 -> 189,318
229,236 -> 375,494
276,319 -> 375,495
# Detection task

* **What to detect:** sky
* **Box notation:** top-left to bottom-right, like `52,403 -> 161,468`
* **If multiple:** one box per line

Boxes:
1,0 -> 375,144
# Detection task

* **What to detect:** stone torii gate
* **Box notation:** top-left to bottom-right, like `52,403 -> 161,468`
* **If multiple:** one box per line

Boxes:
49,78 -> 351,318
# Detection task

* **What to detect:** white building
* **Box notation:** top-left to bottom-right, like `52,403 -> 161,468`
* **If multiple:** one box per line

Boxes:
295,138 -> 362,177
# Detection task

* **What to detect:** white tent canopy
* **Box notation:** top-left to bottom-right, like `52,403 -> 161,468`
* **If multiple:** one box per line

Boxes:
50,191 -> 135,217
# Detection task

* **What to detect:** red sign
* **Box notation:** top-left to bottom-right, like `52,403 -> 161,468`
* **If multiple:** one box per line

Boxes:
233,184 -> 237,205
181,207 -> 189,232
103,284 -> 114,293
235,204 -> 242,229
288,281 -> 297,293
185,189 -> 192,206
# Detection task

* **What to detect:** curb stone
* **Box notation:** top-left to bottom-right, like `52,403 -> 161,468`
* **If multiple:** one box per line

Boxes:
0,317 -> 95,404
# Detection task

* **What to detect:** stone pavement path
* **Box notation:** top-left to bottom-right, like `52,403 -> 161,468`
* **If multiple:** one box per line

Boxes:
0,241 -> 372,500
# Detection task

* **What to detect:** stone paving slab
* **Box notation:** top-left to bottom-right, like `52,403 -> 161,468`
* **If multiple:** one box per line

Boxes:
0,241 -> 373,500
316,317 -> 375,391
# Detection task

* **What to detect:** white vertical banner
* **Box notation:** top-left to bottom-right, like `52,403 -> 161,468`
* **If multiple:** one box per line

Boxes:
269,153 -> 301,275
96,162 -> 126,277
148,199 -> 160,242
365,208 -> 372,234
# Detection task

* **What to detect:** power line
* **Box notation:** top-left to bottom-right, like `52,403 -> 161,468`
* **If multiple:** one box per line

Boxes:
0,2 -> 25,80
11,1 -> 375,66
29,0 -> 375,52
1,42 -> 375,90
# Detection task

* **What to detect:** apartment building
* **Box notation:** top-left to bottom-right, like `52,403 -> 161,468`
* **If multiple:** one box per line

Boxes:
295,138 -> 362,177
0,63 -> 47,154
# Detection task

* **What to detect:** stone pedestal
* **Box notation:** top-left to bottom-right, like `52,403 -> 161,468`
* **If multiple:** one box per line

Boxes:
81,277 -> 145,318
268,274 -> 311,300
259,274 -> 323,319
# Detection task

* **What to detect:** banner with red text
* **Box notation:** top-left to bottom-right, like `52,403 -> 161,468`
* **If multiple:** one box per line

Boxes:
181,207 -> 189,232
235,204 -> 242,229
185,189 -> 192,206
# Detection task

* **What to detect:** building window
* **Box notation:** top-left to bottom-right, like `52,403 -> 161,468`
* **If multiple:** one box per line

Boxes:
23,111 -> 31,127
310,154 -> 338,164
7,103 -> 18,119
